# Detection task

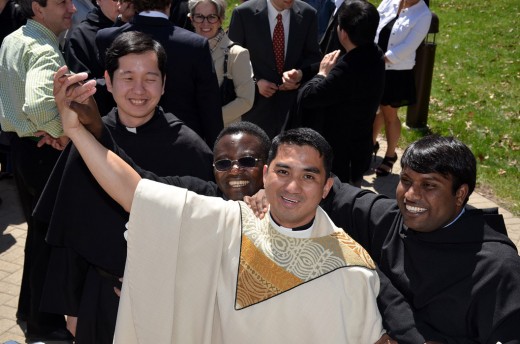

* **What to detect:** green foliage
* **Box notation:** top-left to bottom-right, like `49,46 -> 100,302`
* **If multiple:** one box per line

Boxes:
400,0 -> 519,214
223,0 -> 241,28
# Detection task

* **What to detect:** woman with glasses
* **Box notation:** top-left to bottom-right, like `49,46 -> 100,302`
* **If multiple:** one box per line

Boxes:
372,0 -> 431,177
188,0 -> 255,126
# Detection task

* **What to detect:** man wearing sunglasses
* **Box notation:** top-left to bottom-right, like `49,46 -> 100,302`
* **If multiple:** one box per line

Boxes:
55,70 -> 390,342
122,120 -> 271,201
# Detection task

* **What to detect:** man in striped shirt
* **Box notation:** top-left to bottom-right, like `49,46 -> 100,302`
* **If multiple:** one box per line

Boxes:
0,0 -> 76,340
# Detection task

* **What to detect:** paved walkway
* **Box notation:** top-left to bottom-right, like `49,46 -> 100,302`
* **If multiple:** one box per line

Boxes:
0,140 -> 519,343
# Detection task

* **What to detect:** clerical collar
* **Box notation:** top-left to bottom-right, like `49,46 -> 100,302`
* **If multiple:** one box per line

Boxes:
403,207 -> 466,233
139,11 -> 169,19
269,213 -> 315,231
443,207 -> 466,228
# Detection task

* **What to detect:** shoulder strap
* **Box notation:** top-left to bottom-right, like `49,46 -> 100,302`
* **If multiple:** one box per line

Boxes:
223,43 -> 236,76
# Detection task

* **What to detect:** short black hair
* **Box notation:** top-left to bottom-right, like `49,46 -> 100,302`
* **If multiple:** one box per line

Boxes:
401,135 -> 477,204
19,0 -> 47,18
268,128 -> 334,178
132,0 -> 172,12
105,31 -> 167,81
213,121 -> 271,162
338,0 -> 379,47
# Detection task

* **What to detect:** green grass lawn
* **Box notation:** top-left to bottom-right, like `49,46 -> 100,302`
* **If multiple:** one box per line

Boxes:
224,0 -> 520,215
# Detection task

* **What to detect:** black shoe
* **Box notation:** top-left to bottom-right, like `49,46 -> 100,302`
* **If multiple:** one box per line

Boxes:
0,171 -> 13,180
25,328 -> 74,342
375,154 -> 398,177
15,311 -> 27,324
373,141 -> 380,161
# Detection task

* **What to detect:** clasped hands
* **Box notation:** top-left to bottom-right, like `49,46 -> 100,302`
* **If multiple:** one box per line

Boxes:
53,66 -> 102,139
37,67 -> 97,149
257,50 -> 341,98
256,68 -> 302,98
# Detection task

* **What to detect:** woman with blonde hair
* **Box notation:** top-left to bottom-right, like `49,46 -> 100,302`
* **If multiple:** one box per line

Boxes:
189,0 -> 255,126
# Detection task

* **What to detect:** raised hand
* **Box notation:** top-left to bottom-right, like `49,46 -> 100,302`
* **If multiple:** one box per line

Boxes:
53,66 -> 97,137
318,50 -> 340,77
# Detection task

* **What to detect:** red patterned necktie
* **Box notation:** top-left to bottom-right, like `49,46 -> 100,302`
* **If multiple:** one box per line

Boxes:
273,13 -> 285,75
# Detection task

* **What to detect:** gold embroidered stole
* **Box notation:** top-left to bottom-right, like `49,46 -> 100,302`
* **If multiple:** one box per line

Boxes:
235,204 -> 375,310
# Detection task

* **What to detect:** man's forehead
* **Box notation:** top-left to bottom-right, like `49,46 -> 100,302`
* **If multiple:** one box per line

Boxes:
218,132 -> 260,147
118,51 -> 158,63
116,68 -> 160,75
401,167 -> 452,182
274,144 -> 324,167
275,143 -> 320,155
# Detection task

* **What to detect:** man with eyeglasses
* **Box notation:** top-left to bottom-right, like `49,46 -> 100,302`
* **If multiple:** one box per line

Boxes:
54,70 -> 392,342
96,0 -> 223,147
59,105 -> 270,202
116,121 -> 270,202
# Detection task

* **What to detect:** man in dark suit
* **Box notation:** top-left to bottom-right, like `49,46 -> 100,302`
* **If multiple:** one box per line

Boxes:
228,0 -> 322,139
96,0 -> 223,146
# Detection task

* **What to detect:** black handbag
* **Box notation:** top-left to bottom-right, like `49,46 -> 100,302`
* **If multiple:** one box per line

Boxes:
220,44 -> 237,106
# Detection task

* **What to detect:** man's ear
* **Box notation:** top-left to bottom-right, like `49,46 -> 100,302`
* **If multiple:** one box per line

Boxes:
337,26 -> 347,42
31,1 -> 44,20
104,71 -> 113,93
455,184 -> 469,207
322,177 -> 334,199
162,76 -> 166,95
262,165 -> 268,184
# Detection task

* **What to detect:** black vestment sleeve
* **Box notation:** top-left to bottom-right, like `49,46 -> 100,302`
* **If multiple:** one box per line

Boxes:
486,309 -> 520,344
321,177 -> 426,342
376,266 -> 426,343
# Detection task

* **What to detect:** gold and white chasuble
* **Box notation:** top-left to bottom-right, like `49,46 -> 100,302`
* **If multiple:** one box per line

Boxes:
114,180 -> 384,344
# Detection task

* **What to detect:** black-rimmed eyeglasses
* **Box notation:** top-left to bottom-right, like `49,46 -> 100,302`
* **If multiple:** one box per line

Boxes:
192,14 -> 220,24
213,157 -> 260,171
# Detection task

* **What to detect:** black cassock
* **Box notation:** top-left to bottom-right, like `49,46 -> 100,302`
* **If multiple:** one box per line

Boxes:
34,107 -> 214,343
320,180 -> 520,343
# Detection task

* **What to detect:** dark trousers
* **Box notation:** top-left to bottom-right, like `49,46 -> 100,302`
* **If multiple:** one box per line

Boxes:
10,135 -> 66,335
328,135 -> 373,186
0,144 -> 10,172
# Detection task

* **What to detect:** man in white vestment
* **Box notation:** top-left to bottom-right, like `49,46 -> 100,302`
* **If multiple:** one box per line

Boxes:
53,67 -> 389,343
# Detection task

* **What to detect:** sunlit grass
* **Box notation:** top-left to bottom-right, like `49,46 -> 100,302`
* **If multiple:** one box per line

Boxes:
401,0 -> 519,214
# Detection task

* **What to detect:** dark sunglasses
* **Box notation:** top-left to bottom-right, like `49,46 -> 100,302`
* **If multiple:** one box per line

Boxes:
213,157 -> 260,171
